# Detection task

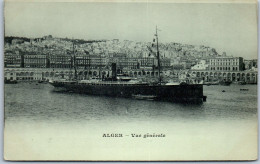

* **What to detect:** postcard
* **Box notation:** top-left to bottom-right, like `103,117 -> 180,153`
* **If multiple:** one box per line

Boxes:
4,0 -> 258,161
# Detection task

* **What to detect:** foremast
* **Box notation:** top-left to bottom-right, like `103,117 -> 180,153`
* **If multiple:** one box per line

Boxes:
155,26 -> 161,85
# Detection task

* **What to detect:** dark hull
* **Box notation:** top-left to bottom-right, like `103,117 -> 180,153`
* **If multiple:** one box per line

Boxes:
50,81 -> 206,103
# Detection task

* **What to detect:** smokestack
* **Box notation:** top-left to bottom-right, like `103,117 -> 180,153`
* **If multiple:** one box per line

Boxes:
112,63 -> 117,81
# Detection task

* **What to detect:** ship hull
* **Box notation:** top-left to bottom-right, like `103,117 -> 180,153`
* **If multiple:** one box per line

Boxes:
50,82 -> 205,103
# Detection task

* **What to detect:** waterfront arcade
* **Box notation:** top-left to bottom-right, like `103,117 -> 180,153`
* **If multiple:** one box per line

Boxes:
4,54 -> 258,84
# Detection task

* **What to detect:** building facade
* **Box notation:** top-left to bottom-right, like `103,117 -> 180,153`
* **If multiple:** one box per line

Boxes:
208,57 -> 244,71
76,56 -> 90,69
4,53 -> 22,68
4,52 -> 174,71
244,59 -> 257,70
24,55 -> 47,68
49,55 -> 72,69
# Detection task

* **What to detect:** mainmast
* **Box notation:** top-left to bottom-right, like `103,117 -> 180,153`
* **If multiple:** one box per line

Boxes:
87,51 -> 90,79
99,52 -> 102,79
83,49 -> 91,80
72,41 -> 77,80
155,26 -> 161,85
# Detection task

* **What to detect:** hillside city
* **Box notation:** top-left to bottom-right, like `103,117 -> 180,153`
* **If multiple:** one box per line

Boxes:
4,35 -> 222,68
4,35 -> 258,84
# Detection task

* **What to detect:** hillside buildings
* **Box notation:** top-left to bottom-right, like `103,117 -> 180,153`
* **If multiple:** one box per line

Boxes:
4,36 -> 257,84
191,60 -> 208,70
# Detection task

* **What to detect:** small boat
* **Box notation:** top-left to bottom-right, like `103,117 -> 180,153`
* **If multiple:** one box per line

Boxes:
132,94 -> 157,101
204,81 -> 219,85
238,81 -> 246,85
4,79 -> 18,84
240,89 -> 249,91
219,80 -> 232,86
222,90 -> 226,92
212,81 -> 220,85
38,80 -> 44,83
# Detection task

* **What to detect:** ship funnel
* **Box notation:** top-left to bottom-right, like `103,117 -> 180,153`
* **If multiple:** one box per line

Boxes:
112,63 -> 117,81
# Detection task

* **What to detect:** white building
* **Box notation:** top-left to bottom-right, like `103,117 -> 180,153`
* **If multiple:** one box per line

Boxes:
191,60 -> 208,70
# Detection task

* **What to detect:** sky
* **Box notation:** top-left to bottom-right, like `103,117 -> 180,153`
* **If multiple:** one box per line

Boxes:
4,1 -> 258,59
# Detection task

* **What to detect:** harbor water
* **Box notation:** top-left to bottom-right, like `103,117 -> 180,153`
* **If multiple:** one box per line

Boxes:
4,83 -> 258,161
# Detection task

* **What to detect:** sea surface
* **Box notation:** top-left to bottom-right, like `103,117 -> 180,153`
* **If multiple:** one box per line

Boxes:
4,82 -> 258,161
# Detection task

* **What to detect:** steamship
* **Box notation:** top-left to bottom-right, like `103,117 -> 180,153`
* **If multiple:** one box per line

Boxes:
49,28 -> 207,103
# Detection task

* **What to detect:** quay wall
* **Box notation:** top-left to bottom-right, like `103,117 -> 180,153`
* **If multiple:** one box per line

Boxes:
4,68 -> 258,84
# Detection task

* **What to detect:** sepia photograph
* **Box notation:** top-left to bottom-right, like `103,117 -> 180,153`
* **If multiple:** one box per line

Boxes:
3,0 -> 258,161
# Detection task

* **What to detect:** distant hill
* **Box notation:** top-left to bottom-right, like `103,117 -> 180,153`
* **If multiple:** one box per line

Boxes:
4,36 -> 220,61
5,36 -> 30,44
4,36 -> 106,44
